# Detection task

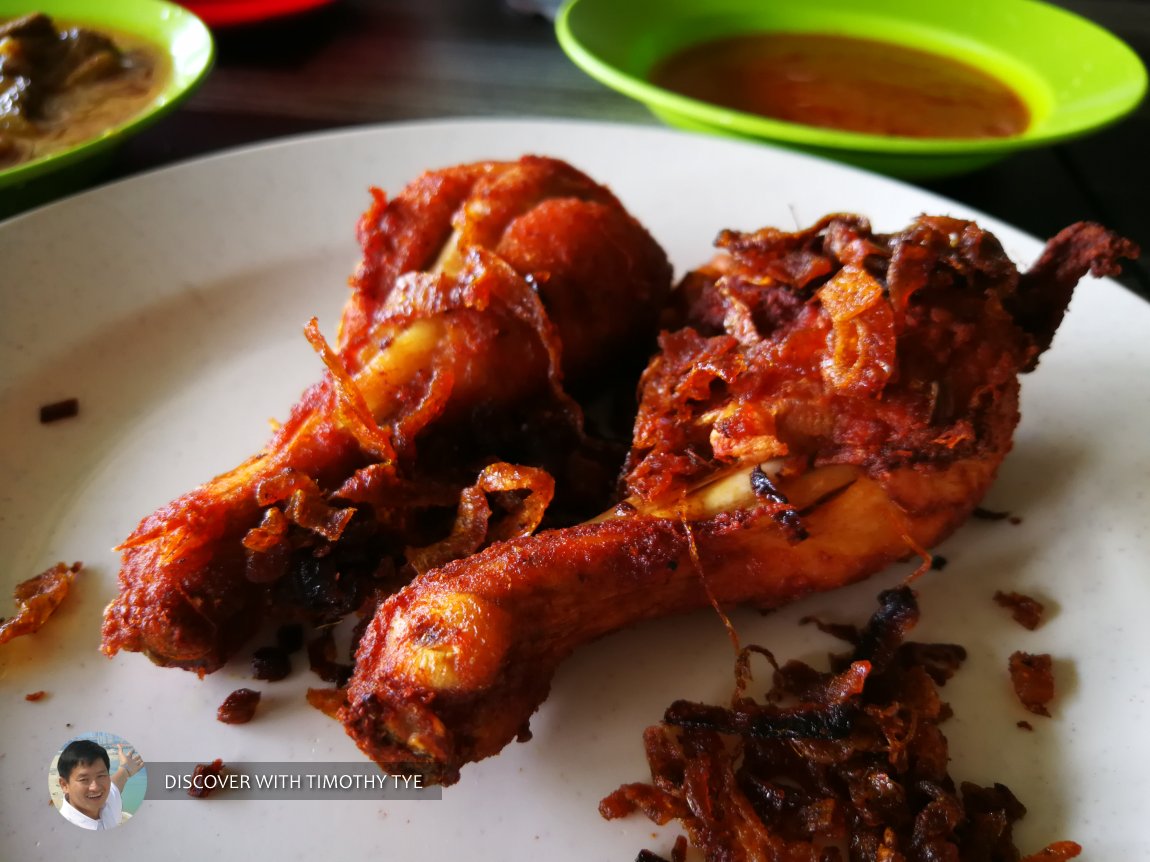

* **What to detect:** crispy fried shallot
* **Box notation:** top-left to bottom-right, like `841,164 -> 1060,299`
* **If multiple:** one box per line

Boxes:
341,216 -> 1136,785
1008,651 -> 1056,717
601,588 -> 1081,862
0,561 -> 81,647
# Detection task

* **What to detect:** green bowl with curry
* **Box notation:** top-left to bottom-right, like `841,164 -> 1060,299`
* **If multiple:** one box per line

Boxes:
0,0 -> 213,199
556,0 -> 1147,178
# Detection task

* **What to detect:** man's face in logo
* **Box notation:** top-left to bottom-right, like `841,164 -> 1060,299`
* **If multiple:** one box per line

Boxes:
60,760 -> 111,816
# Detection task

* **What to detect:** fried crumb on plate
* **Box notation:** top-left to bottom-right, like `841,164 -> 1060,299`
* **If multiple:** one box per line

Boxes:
217,688 -> 261,724
0,562 -> 82,647
1009,651 -> 1056,717
995,590 -> 1046,630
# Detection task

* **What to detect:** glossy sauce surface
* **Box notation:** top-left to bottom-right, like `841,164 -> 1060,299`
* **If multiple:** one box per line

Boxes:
0,13 -> 169,168
650,32 -> 1030,139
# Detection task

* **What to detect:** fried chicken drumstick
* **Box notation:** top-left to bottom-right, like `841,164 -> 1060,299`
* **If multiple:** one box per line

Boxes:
343,215 -> 1136,785
101,157 -> 672,674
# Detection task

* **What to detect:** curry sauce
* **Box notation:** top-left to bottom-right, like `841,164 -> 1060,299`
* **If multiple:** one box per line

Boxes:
0,13 -> 169,168
650,32 -> 1030,139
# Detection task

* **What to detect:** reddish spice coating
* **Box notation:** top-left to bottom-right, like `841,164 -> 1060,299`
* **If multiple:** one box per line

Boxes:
626,214 -> 1052,503
1023,842 -> 1086,861
188,759 -> 225,799
341,217 -> 1137,786
307,687 -> 348,720
101,156 -> 672,676
24,690 -> 47,701
1009,651 -> 1056,717
602,589 -> 1079,862
217,688 -> 261,724
995,590 -> 1046,630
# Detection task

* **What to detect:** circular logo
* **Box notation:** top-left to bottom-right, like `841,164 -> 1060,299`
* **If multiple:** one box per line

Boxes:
49,732 -> 146,830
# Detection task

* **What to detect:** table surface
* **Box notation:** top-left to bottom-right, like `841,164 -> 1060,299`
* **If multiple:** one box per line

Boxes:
32,0 -> 1150,299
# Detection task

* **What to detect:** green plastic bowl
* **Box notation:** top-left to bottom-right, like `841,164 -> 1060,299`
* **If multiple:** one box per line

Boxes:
556,0 -> 1147,178
0,0 -> 213,197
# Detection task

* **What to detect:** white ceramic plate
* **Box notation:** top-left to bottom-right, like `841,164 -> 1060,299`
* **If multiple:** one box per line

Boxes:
2,119 -> 1148,859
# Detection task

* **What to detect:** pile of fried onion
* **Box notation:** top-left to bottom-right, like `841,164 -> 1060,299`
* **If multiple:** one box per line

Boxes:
601,587 -> 1080,862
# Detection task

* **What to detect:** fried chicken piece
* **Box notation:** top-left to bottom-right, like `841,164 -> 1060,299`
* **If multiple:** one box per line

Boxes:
341,216 -> 1137,785
101,156 -> 672,675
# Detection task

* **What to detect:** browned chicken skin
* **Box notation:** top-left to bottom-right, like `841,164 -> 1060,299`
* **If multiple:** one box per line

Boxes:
101,157 -> 672,674
342,216 -> 1136,785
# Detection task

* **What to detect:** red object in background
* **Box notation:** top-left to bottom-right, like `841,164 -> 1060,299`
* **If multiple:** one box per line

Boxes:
181,0 -> 337,27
